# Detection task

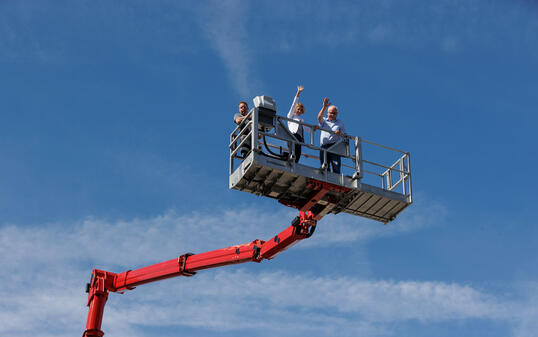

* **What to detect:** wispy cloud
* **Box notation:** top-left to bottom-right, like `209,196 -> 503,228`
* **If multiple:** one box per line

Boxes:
510,281 -> 538,337
1,202 -> 535,337
0,197 -> 444,273
196,0 -> 262,98
101,269 -> 520,336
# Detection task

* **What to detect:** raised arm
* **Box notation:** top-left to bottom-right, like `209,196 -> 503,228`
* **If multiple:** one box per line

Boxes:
318,97 -> 330,124
288,85 -> 304,118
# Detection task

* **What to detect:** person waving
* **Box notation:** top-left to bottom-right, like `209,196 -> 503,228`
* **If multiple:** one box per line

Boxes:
317,97 -> 346,173
287,85 -> 310,163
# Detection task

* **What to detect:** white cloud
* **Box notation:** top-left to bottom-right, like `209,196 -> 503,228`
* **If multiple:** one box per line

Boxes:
0,203 -> 535,337
511,282 -> 538,337
196,0 -> 262,98
0,196 -> 444,274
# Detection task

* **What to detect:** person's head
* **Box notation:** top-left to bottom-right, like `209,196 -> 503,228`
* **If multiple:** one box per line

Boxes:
295,102 -> 305,116
238,101 -> 248,115
327,105 -> 338,120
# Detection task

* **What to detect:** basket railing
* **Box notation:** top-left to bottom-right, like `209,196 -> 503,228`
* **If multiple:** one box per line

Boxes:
229,108 -> 411,200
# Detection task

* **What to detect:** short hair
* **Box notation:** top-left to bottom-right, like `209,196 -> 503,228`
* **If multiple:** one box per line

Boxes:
328,105 -> 338,112
296,102 -> 305,111
238,101 -> 248,107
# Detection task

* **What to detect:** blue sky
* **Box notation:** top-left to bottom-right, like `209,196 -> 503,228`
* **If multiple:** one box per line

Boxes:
1,1 -> 537,336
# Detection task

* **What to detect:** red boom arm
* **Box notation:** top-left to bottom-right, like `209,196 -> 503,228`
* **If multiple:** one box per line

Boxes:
83,180 -> 339,337
83,211 -> 318,337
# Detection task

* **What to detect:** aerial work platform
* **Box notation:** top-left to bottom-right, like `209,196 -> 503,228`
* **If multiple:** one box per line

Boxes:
82,95 -> 415,337
230,96 -> 412,223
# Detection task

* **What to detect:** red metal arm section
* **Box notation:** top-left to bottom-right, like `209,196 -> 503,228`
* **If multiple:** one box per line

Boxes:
83,178 -> 344,336
83,210 -> 318,337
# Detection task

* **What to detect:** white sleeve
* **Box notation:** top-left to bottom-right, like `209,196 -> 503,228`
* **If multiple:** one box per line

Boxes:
287,96 -> 299,119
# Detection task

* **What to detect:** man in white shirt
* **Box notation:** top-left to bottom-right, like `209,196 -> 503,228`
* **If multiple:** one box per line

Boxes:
317,97 -> 346,173
287,85 -> 310,163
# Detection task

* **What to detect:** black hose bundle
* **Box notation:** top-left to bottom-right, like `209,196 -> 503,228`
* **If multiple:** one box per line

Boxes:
261,135 -> 290,161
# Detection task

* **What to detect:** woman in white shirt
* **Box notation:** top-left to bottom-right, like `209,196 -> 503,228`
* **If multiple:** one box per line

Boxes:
287,85 -> 310,163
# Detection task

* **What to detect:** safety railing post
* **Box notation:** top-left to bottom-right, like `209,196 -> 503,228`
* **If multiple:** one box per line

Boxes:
351,138 -> 357,179
406,153 -> 412,202
230,132 -> 234,175
357,137 -> 363,179
251,108 -> 258,153
399,157 -> 405,195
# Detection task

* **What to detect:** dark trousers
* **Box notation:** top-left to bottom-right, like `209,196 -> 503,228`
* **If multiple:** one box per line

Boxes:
320,143 -> 341,173
293,133 -> 303,163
